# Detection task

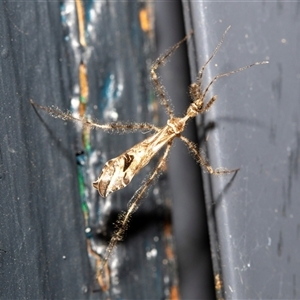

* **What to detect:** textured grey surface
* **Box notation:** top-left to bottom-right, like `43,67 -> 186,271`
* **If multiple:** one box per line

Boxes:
183,2 -> 300,299
0,2 -> 90,299
0,2 -> 177,299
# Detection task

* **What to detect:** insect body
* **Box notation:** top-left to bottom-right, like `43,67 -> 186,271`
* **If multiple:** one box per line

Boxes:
93,116 -> 188,197
31,26 -> 268,279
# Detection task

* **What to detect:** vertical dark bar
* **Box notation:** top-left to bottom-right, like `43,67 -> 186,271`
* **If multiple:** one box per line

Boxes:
155,1 -> 215,299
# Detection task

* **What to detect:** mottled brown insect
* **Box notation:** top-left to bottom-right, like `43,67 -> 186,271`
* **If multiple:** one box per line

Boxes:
31,26 -> 268,277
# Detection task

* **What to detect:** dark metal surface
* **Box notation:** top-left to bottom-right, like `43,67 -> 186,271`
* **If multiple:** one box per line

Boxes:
0,2 -> 90,299
183,2 -> 299,299
0,1 -> 179,299
155,2 -> 215,299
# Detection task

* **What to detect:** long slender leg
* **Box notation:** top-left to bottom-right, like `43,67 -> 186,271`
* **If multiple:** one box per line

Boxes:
180,136 -> 239,175
30,99 -> 160,133
86,239 -> 110,291
150,32 -> 192,118
98,140 -> 173,275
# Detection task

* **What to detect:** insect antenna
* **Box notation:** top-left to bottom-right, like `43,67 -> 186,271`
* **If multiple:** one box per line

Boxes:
201,60 -> 269,111
195,25 -> 232,92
